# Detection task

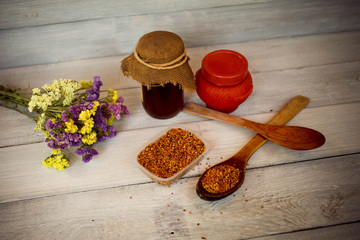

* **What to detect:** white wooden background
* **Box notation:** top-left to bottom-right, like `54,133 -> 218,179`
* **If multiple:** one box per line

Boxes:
1,0 -> 360,239
1,0 -> 360,69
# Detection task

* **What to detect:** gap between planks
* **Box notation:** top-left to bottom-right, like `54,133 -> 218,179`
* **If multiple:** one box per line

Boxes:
248,221 -> 360,240
0,154 -> 359,239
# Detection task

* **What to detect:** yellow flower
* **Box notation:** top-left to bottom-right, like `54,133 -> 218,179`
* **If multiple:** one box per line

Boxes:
79,109 -> 92,121
79,80 -> 93,89
28,94 -> 51,112
79,118 -> 94,135
78,101 -> 99,135
42,84 -> 52,91
33,113 -> 52,138
51,149 -> 61,155
42,158 -> 53,168
53,156 -> 69,170
90,101 -> 100,114
59,79 -> 81,106
29,79 -> 81,111
106,114 -> 115,125
108,89 -> 118,104
82,131 -> 97,145
78,110 -> 94,134
34,113 -> 46,132
64,119 -> 78,133
32,88 -> 41,95
42,150 -> 69,170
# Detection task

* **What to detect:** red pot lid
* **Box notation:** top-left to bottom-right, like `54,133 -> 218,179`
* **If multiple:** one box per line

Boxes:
201,50 -> 249,87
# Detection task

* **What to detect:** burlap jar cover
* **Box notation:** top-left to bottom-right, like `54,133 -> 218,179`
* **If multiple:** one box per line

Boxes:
121,31 -> 195,91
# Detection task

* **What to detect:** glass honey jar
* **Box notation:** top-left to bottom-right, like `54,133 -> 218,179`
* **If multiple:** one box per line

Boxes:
121,31 -> 195,119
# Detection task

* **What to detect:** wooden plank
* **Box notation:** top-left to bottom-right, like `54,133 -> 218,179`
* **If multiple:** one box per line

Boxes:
0,154 -> 359,239
0,0 -> 271,29
0,102 -> 359,203
1,60 -> 359,148
253,222 -> 360,240
1,31 -> 360,89
1,0 -> 359,69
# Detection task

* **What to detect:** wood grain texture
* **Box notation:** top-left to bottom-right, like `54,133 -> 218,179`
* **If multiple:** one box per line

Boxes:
1,0 -> 359,68
2,31 -> 359,89
0,0 -> 269,29
0,102 -> 359,203
0,154 -> 359,239
1,1 -> 360,237
1,32 -> 359,148
254,222 -> 360,240
1,61 -> 359,148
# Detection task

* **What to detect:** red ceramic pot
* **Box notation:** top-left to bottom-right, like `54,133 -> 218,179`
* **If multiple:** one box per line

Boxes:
195,50 -> 253,113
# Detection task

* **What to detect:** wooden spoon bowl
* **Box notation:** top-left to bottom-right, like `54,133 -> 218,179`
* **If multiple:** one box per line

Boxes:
196,134 -> 266,201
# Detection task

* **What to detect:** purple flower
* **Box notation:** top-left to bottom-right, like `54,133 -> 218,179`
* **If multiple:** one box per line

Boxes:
68,105 -> 81,119
101,104 -> 112,119
61,110 -> 70,122
45,119 -> 62,131
75,146 -> 87,155
97,125 -> 117,142
117,96 -> 124,103
69,102 -> 94,120
47,139 -> 67,150
46,132 -> 82,150
121,105 -> 130,117
61,132 -> 82,147
107,103 -> 130,120
86,76 -> 103,101
75,146 -> 99,163
45,120 -> 52,129
94,108 -> 107,131
107,104 -> 120,119
86,93 -> 99,102
49,131 -> 57,137
93,76 -> 101,82
47,139 -> 58,149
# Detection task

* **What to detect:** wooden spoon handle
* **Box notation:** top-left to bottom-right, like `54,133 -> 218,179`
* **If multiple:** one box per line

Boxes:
183,95 -> 309,128
266,95 -> 309,125
183,103 -> 248,127
234,96 -> 310,159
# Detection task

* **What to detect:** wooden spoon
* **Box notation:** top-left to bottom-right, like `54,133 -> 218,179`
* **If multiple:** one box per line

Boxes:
194,95 -> 322,201
183,98 -> 325,150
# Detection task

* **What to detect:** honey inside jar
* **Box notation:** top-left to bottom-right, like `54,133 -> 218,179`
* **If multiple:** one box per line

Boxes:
141,83 -> 184,119
137,128 -> 206,178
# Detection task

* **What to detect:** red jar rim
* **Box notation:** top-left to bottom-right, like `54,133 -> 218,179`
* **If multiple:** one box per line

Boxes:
201,50 -> 249,87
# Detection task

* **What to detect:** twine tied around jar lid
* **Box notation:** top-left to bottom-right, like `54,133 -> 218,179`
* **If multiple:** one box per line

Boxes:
121,31 -> 195,91
133,47 -> 188,70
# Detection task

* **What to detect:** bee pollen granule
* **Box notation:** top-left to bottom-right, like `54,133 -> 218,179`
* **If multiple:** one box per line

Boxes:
201,165 -> 241,193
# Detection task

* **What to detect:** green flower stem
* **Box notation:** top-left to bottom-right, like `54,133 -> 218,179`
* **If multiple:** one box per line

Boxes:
0,89 -> 30,99
0,103 -> 37,122
0,88 -> 36,122
46,108 -> 66,113
1,88 -> 68,119
0,90 -> 30,105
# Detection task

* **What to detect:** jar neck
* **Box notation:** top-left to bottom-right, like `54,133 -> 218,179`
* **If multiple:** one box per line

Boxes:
142,82 -> 182,89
